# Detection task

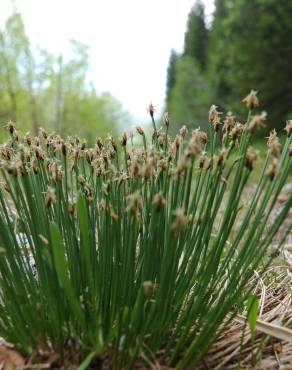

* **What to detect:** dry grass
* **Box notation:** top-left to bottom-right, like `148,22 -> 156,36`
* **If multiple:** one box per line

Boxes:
196,185 -> 292,370
198,267 -> 292,370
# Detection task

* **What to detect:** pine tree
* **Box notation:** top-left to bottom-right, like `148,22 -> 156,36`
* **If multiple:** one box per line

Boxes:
168,56 -> 212,132
208,0 -> 234,108
184,0 -> 208,70
165,2 -> 211,131
209,0 -> 292,129
165,49 -> 180,108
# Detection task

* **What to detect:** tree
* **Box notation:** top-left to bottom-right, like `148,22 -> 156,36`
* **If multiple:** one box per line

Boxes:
0,11 -> 126,141
209,0 -> 292,129
165,49 -> 180,108
207,0 -> 235,108
167,56 -> 212,133
184,0 -> 208,70
0,12 -> 24,124
165,1 -> 210,131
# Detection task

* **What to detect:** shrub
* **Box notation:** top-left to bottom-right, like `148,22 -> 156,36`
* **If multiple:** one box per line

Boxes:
0,93 -> 291,368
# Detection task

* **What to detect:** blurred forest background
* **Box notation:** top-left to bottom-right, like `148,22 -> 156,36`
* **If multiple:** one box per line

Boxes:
0,0 -> 292,142
0,10 -> 128,143
166,0 -> 292,134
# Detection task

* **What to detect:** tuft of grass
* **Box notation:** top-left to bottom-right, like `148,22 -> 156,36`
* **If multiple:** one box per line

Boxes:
0,95 -> 291,369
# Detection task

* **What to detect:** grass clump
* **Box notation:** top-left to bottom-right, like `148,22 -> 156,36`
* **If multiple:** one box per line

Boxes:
0,92 -> 291,369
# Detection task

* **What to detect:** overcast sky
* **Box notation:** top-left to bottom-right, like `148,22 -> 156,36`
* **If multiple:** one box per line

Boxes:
1,0 -> 214,124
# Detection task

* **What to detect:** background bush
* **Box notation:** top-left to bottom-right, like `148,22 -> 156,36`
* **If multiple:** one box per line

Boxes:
166,0 -> 292,133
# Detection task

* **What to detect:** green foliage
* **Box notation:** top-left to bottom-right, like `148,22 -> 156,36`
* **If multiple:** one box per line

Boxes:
0,12 -> 126,142
247,295 -> 259,340
208,0 -> 235,104
0,101 -> 291,368
209,0 -> 292,128
167,56 -> 212,132
165,1 -> 210,132
184,0 -> 208,70
167,0 -> 292,132
165,49 -> 180,107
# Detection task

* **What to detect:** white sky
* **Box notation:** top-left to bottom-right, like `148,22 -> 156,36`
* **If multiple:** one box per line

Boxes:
0,0 -> 214,125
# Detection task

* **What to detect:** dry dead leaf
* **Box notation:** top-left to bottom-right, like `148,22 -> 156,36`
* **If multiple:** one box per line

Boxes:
235,315 -> 292,342
0,346 -> 25,370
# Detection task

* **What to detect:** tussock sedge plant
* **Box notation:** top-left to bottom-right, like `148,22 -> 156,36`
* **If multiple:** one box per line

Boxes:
0,92 -> 291,369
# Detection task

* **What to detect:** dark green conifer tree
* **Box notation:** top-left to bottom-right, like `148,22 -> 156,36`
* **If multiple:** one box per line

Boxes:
184,0 -> 208,70
165,49 -> 180,108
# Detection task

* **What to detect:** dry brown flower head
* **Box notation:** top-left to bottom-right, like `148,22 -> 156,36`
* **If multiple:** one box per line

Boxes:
208,105 -> 222,130
284,120 -> 292,137
249,111 -> 267,131
242,90 -> 259,110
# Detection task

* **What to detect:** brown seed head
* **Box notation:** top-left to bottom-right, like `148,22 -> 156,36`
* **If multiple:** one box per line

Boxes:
223,113 -> 236,132
126,191 -> 143,216
284,120 -> 292,137
3,182 -> 10,193
158,158 -> 167,171
230,123 -> 245,142
34,137 -> 40,147
179,125 -> 188,138
171,208 -> 189,236
135,126 -> 144,136
158,134 -> 165,148
198,154 -> 207,169
208,105 -> 222,131
25,132 -> 32,146
245,147 -> 258,171
68,202 -> 76,216
266,160 -> 278,181
85,149 -> 94,164
176,156 -> 191,175
192,128 -> 208,145
130,160 -> 140,181
147,103 -> 155,118
216,149 -> 226,167
35,147 -> 45,161
173,135 -> 182,151
6,163 -> 19,177
31,158 -> 39,174
108,136 -> 117,152
4,121 -> 16,135
61,141 -> 67,156
163,112 -> 170,127
267,129 -> 281,158
96,137 -> 103,150
78,175 -> 86,185
99,199 -> 106,211
80,140 -> 86,151
109,204 -> 118,221
13,130 -> 19,142
120,132 -> 128,146
152,192 -> 166,212
249,111 -> 267,132
141,163 -> 152,180
102,182 -> 110,197
188,137 -> 202,156
38,127 -> 48,139
45,187 -> 56,208
242,90 -> 259,110
84,184 -> 93,202
51,164 -> 62,182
